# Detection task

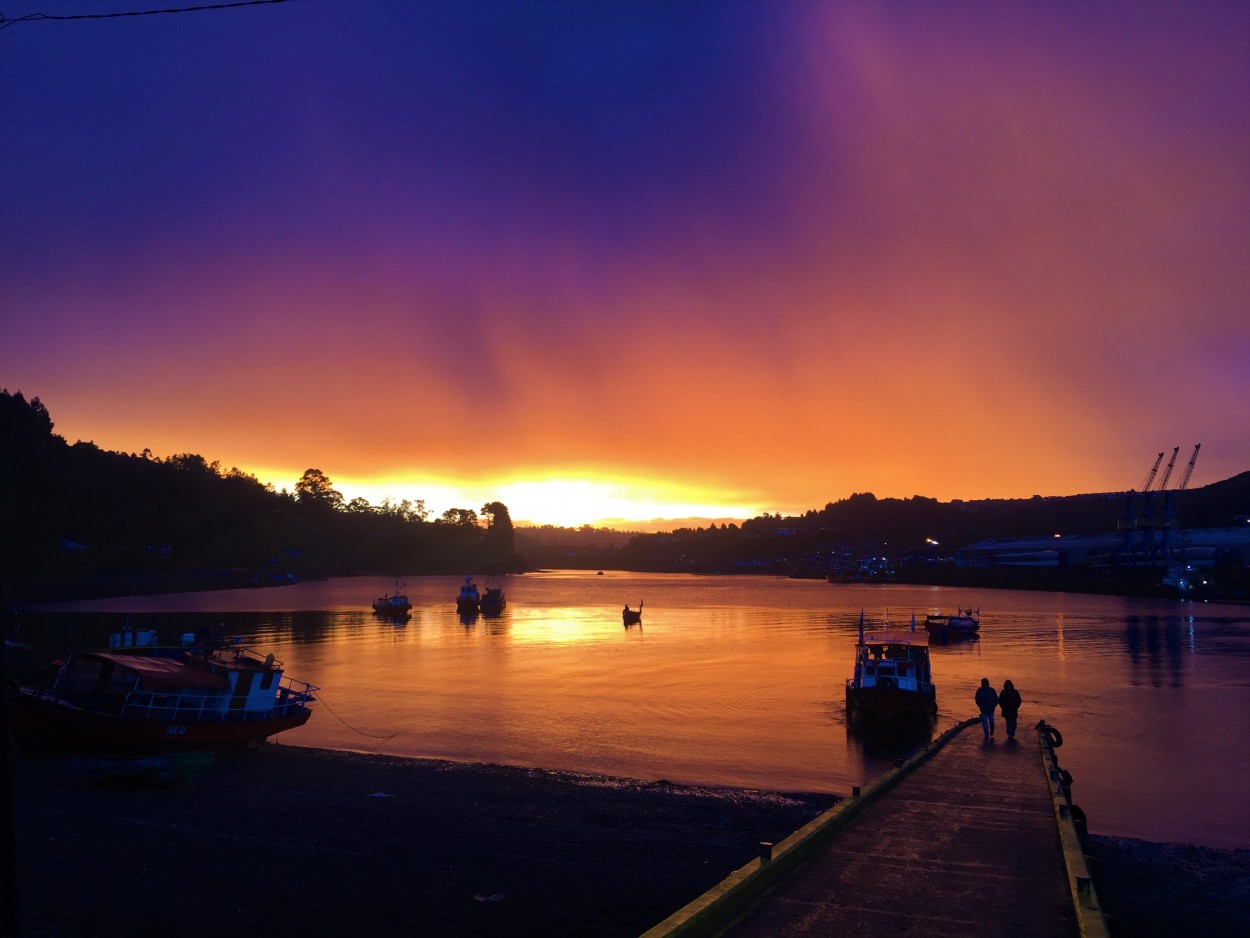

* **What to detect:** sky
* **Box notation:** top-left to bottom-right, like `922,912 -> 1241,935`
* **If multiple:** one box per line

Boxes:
2,0 -> 1247,529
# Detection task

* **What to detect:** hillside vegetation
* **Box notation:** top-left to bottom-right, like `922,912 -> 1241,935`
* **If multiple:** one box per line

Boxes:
4,389 -> 1247,604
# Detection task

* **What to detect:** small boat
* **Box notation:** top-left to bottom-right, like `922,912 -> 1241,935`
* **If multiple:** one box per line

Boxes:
7,630 -> 317,756
479,586 -> 506,616
845,612 -> 937,722
372,582 -> 412,619
924,607 -> 980,642
456,576 -> 481,614
622,600 -> 643,626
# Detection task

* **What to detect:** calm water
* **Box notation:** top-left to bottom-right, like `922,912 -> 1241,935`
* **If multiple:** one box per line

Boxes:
20,572 -> 1250,849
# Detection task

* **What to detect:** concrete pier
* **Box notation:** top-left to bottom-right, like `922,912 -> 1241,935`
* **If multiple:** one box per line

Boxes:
644,720 -> 1107,938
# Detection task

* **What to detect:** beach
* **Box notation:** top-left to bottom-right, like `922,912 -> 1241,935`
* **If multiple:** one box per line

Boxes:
8,744 -> 833,937
7,743 -> 1248,937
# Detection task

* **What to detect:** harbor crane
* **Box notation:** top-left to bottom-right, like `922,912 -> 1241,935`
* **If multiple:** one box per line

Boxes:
1139,451 -> 1165,494
1156,446 -> 1181,492
1176,444 -> 1201,491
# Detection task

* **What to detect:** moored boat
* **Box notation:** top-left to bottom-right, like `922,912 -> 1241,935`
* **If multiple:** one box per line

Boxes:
924,607 -> 980,642
479,586 -> 506,616
456,576 -> 481,614
372,583 -> 412,619
845,613 -> 937,722
7,631 -> 317,756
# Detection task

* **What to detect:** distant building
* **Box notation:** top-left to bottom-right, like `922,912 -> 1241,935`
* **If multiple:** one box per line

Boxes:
954,526 -> 1250,571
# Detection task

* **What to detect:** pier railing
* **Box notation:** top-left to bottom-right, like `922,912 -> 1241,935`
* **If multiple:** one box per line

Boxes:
641,717 -> 978,938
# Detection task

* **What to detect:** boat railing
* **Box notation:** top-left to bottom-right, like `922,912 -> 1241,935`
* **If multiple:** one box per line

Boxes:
120,678 -> 317,722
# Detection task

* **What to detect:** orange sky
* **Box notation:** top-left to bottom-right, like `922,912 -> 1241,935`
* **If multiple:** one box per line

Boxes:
2,2 -> 1246,527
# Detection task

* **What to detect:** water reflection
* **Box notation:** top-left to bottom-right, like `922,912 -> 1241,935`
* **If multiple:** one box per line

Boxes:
1124,615 -> 1189,687
14,575 -> 1250,848
843,717 -> 935,784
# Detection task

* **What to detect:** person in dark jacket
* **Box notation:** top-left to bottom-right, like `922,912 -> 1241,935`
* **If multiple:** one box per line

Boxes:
975,677 -> 999,738
998,680 -> 1022,741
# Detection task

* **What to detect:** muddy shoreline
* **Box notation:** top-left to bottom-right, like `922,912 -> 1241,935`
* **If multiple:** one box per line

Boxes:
9,744 -> 835,937
7,743 -> 1248,936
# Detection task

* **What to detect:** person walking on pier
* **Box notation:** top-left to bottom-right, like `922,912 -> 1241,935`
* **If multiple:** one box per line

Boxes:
998,679 -> 1022,741
975,677 -> 999,738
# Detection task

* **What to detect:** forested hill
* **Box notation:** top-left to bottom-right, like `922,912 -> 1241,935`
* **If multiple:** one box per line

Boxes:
1,390 -> 525,604
518,474 -> 1250,574
4,389 -> 1247,603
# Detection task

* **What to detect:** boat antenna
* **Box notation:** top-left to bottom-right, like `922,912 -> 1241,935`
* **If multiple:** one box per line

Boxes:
910,609 -> 916,633
858,609 -> 864,643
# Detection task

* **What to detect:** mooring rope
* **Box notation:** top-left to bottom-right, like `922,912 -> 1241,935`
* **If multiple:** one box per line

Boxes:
312,690 -> 398,744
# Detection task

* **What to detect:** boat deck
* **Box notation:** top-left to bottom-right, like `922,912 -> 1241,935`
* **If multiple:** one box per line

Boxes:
646,720 -> 1105,938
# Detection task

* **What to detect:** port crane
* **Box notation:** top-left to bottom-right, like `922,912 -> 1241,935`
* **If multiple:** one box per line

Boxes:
1176,444 -> 1201,492
1156,446 -> 1181,492
1123,444 -> 1201,566
1138,451 -> 1165,496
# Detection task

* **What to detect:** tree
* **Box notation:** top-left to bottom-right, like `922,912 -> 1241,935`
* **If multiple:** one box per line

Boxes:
295,468 -> 344,510
440,507 -> 479,526
482,500 -> 515,546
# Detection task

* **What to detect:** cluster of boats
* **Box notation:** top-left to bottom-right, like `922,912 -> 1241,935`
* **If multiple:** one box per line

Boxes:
371,577 -> 507,622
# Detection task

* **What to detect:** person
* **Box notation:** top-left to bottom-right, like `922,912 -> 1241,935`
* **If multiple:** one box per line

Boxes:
998,679 -> 1022,741
975,677 -> 999,738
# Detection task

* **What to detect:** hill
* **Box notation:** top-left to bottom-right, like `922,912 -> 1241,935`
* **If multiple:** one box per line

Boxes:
4,389 -> 1247,604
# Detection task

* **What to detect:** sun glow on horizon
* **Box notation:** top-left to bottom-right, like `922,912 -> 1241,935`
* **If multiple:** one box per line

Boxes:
252,468 -> 768,530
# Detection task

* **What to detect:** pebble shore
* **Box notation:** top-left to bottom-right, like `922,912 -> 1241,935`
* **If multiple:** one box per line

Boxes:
9,743 -> 1247,937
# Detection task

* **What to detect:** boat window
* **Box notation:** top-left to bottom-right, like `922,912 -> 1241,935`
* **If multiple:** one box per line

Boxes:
259,670 -> 275,690
60,659 -> 104,692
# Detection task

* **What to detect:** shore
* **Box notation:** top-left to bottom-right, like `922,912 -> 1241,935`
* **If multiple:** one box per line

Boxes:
8,744 -> 1248,937
9,744 -> 835,937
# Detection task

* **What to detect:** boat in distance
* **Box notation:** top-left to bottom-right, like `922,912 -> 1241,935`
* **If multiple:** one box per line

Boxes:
924,607 -> 980,642
372,583 -> 412,619
456,576 -> 481,614
622,601 -> 643,626
7,630 -> 317,755
845,614 -> 937,722
479,586 -> 506,616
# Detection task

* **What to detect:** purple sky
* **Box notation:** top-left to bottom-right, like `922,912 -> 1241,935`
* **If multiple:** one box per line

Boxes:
2,1 -> 1247,526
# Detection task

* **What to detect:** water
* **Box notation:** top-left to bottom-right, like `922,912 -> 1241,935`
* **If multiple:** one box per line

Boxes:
19,571 -> 1250,850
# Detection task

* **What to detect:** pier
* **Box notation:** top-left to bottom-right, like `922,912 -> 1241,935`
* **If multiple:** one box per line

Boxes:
644,719 -> 1108,938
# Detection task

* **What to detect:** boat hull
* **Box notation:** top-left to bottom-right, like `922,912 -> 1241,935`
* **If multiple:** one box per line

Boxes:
845,685 -> 937,722
7,688 -> 312,756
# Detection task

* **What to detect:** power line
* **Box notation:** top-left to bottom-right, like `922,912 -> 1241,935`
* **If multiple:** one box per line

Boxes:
0,0 -> 294,32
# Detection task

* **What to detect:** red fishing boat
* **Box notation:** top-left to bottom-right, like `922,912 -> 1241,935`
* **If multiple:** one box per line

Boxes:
7,631 -> 316,755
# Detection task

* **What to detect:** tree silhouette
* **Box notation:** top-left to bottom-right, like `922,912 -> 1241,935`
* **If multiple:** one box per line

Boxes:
295,468 -> 344,510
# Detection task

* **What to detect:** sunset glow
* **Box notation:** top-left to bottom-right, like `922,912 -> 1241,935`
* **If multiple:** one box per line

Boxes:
1,1 -> 1246,528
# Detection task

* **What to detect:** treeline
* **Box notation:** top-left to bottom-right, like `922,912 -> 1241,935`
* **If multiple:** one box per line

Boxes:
6,389 -> 1248,602
519,475 -> 1250,575
1,390 -> 525,603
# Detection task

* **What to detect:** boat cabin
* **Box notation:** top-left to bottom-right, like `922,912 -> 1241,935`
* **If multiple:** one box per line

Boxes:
54,647 -> 309,721
851,631 -> 933,691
